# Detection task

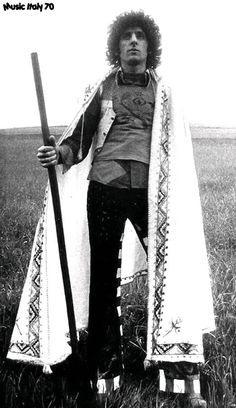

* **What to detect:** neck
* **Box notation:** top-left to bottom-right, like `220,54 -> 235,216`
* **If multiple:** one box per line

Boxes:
118,70 -> 148,86
121,62 -> 146,74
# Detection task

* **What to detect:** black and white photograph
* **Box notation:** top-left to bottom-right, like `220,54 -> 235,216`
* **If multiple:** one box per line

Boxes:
0,1 -> 236,407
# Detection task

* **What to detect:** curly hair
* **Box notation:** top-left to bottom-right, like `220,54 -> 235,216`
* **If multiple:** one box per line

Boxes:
106,10 -> 162,69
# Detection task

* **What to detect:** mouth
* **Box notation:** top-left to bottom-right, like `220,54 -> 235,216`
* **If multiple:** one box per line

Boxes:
128,48 -> 139,53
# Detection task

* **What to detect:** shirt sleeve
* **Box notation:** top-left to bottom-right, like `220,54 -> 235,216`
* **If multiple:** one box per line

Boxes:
59,88 -> 101,165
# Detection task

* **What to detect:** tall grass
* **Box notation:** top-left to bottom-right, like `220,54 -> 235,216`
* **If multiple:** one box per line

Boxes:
1,134 -> 236,406
192,138 -> 236,408
0,134 -> 47,363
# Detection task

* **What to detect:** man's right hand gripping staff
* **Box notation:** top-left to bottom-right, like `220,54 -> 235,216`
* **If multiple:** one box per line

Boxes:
37,135 -> 59,167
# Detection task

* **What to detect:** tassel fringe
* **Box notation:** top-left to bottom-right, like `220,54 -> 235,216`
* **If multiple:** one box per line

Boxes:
43,364 -> 53,374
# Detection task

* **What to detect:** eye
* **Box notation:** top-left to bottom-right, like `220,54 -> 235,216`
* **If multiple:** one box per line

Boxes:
136,31 -> 146,40
121,32 -> 131,40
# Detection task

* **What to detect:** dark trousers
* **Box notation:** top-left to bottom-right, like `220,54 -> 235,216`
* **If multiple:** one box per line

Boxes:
87,181 -> 148,381
86,181 -> 200,392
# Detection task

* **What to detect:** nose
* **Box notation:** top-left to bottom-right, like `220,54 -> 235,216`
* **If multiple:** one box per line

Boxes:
130,32 -> 138,44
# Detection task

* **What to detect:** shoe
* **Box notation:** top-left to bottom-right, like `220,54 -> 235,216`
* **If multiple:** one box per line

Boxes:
96,393 -> 108,408
156,391 -> 179,407
187,394 -> 207,408
156,392 -> 207,408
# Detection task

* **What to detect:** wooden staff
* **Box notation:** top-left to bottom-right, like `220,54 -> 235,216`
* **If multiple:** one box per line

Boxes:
31,52 -> 78,357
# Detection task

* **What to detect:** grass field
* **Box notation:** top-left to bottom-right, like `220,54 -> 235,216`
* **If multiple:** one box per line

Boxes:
1,132 -> 236,407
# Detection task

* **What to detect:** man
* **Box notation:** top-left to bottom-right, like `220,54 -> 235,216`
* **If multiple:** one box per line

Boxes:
39,16 -> 157,405
10,10 -> 214,408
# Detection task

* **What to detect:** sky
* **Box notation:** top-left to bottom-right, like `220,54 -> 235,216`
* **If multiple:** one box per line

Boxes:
0,0 -> 236,128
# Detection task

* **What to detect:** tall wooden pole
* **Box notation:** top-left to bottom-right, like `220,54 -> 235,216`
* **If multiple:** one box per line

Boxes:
31,52 -> 78,357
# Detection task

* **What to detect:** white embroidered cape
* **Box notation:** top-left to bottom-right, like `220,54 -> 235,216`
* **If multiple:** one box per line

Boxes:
7,74 -> 215,370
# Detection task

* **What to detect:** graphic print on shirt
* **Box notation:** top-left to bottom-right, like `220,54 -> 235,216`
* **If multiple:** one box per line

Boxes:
113,87 -> 155,129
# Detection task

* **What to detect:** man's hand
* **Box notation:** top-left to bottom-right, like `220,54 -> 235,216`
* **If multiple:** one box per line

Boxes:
37,135 -> 59,167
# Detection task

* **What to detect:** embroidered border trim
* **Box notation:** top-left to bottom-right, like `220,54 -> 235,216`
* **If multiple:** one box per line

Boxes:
9,192 -> 48,358
152,88 -> 170,349
150,88 -> 204,361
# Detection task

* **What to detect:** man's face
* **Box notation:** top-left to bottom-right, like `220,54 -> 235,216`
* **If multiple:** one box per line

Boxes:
119,26 -> 148,72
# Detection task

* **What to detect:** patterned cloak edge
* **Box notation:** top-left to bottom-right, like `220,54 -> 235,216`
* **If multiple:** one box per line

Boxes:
7,72 -> 215,371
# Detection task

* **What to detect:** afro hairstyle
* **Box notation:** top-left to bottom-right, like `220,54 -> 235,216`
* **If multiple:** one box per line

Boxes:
106,10 -> 162,69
